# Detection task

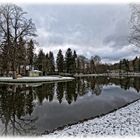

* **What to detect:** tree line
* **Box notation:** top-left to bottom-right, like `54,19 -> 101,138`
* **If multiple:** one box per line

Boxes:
32,48 -> 104,75
34,48 -> 78,75
0,4 -> 104,78
1,4 -> 140,78
109,56 -> 140,74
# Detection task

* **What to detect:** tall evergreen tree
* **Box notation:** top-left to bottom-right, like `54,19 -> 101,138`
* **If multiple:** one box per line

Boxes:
122,59 -> 129,74
27,39 -> 34,70
45,53 -> 49,74
17,37 -> 26,74
90,59 -> 96,74
65,48 -> 73,73
0,33 -> 12,76
76,57 -> 81,74
33,54 -> 38,70
125,59 -> 129,73
1,43 -> 10,76
133,57 -> 138,72
138,58 -> 140,72
119,60 -> 122,73
37,49 -> 45,72
72,50 -> 77,73
48,51 -> 55,74
56,49 -> 64,73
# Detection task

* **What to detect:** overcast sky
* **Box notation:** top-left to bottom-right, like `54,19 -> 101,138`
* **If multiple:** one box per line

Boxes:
20,4 -> 140,64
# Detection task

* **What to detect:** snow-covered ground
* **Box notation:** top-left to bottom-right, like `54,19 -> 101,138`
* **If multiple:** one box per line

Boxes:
46,99 -> 140,137
0,76 -> 74,83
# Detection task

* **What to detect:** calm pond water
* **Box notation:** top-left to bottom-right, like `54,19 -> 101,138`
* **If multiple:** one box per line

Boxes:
0,76 -> 140,136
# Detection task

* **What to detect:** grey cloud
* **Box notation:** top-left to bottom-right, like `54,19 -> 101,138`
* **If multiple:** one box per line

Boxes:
103,35 -> 129,47
20,4 -> 139,63
103,13 -> 130,48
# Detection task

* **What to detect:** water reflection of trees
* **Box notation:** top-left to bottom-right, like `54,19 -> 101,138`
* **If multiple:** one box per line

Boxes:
0,84 -> 37,136
0,77 -> 140,135
37,77 -> 140,104
54,77 -> 140,101
109,77 -> 140,92
35,83 -> 55,104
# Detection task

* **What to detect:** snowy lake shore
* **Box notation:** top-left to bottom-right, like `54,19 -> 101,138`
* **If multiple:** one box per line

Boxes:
46,99 -> 140,137
74,73 -> 140,77
0,76 -> 74,83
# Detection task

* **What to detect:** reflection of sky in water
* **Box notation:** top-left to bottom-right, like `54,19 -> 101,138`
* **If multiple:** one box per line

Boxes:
32,85 -> 140,133
0,77 -> 140,135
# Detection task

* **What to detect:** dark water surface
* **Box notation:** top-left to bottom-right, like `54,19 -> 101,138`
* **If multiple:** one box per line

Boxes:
0,76 -> 140,136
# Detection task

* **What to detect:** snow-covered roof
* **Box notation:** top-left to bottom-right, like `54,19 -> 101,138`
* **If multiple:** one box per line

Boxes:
30,70 -> 42,73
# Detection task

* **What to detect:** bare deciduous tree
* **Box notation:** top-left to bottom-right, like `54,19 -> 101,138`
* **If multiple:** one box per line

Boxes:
129,4 -> 140,47
0,4 -> 37,79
